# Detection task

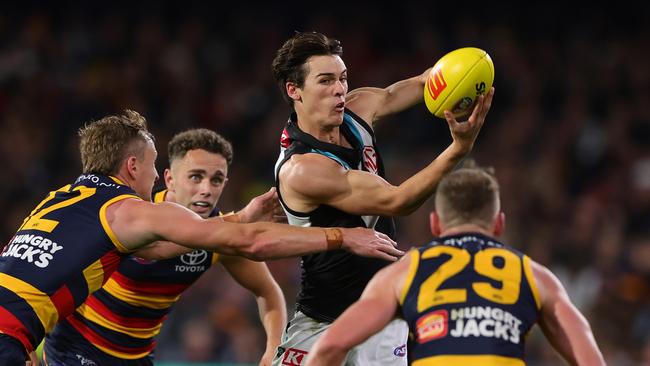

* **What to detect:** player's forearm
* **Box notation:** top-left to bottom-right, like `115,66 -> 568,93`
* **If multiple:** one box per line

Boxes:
377,68 -> 430,119
558,304 -> 606,366
218,223 -> 338,261
305,345 -> 347,366
390,142 -> 468,215
256,283 -> 287,353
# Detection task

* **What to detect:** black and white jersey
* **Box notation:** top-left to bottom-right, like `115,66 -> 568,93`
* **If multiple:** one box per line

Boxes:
275,109 -> 396,322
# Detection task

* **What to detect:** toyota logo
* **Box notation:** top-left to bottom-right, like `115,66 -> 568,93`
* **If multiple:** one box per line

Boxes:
180,250 -> 208,265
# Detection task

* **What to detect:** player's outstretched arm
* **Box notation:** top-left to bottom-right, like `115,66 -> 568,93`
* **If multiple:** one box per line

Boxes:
281,90 -> 493,217
345,68 -> 431,126
108,198 -> 403,261
533,261 -> 606,366
220,255 -> 287,366
306,252 -> 412,366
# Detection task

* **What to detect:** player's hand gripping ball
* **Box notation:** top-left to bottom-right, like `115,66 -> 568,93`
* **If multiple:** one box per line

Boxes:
424,47 -> 494,118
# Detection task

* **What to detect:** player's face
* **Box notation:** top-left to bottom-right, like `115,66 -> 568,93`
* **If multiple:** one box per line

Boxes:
167,149 -> 228,219
133,138 -> 159,201
300,55 -> 348,126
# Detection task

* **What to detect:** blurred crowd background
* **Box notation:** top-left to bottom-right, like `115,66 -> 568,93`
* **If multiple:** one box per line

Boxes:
0,2 -> 648,365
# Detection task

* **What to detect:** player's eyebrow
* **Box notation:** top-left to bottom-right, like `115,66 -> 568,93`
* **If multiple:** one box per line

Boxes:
316,69 -> 347,77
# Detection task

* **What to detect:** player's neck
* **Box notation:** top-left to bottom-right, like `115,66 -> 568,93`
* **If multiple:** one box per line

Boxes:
296,117 -> 343,145
440,224 -> 494,238
164,189 -> 175,203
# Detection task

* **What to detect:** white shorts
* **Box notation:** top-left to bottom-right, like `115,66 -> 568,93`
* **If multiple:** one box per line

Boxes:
272,311 -> 408,366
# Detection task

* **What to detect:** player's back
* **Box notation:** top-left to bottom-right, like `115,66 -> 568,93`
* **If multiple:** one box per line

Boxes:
0,174 -> 139,352
401,233 -> 541,366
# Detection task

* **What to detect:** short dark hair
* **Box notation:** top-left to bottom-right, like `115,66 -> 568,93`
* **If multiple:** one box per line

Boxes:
167,128 -> 233,166
271,31 -> 343,105
434,166 -> 500,229
78,110 -> 154,175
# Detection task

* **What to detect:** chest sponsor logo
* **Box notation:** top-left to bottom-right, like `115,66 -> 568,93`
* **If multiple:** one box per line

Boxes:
1,234 -> 63,268
282,348 -> 308,366
175,250 -> 208,272
449,306 -> 523,344
363,145 -> 378,174
181,250 -> 208,265
416,309 -> 448,343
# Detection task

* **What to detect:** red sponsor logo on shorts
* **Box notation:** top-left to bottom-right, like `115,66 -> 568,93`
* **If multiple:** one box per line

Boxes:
427,69 -> 447,100
363,146 -> 378,174
416,309 -> 448,343
282,348 -> 308,365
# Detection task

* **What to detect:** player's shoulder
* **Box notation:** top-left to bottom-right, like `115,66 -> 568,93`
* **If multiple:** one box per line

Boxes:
282,153 -> 345,178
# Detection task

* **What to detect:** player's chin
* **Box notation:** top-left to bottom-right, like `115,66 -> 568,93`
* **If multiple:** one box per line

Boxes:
328,110 -> 345,124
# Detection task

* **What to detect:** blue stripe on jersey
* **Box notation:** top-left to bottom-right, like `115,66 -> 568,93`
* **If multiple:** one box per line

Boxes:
343,114 -> 363,145
310,149 -> 351,169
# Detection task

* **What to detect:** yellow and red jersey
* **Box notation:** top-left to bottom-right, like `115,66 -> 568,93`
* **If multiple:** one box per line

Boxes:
0,174 -> 139,352
60,188 -> 219,359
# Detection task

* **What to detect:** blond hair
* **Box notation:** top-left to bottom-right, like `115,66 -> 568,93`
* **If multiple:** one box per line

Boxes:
78,110 -> 154,175
434,166 -> 500,229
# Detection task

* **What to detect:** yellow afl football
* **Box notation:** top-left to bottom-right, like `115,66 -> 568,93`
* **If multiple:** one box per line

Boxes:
424,47 -> 494,118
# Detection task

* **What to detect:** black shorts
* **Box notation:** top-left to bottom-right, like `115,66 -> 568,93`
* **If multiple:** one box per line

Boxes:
0,334 -> 28,366
43,321 -> 153,366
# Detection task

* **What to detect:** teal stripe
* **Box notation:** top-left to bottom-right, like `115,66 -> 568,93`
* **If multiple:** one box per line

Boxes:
311,149 -> 351,169
343,114 -> 363,145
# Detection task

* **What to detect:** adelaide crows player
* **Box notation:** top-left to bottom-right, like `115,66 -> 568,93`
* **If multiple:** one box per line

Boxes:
0,110 -> 400,365
307,167 -> 606,366
43,129 -> 286,365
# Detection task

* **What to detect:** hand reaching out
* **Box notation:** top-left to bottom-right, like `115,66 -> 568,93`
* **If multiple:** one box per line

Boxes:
238,187 -> 286,223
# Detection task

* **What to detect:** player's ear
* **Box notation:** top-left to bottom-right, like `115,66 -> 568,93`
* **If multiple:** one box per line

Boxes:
286,82 -> 301,102
493,212 -> 506,236
164,168 -> 173,190
429,212 -> 442,236
126,155 -> 138,179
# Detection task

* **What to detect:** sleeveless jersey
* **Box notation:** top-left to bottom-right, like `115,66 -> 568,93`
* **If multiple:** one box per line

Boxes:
274,109 -> 396,322
57,188 -> 219,359
0,174 -> 139,352
400,233 -> 541,366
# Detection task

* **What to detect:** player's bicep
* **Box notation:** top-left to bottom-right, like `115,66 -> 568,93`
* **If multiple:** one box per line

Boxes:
329,169 -> 399,215
113,200 -> 221,250
132,241 -> 192,260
